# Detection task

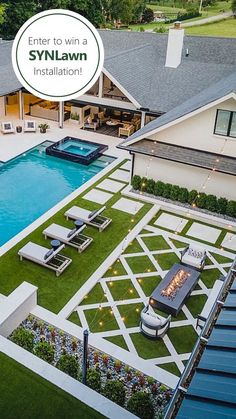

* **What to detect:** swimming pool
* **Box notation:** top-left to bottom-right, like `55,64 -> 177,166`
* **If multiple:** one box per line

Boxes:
0,142 -> 114,246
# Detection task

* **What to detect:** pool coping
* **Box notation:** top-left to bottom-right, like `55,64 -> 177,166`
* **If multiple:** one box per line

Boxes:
0,156 -> 125,257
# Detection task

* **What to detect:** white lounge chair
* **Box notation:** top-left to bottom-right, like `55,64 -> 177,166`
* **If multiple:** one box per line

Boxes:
18,241 -> 72,276
65,205 -> 112,232
140,305 -> 171,339
43,223 -> 93,253
1,121 -> 15,134
24,120 -> 36,132
181,244 -> 207,271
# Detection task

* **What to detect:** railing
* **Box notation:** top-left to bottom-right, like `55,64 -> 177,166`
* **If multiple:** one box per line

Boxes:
164,257 -> 236,419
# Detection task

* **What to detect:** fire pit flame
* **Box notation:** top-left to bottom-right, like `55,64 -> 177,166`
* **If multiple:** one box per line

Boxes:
161,269 -> 190,300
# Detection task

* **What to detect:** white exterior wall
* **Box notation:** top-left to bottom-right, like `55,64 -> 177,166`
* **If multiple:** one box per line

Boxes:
133,154 -> 236,200
0,96 -> 5,117
149,98 -> 236,157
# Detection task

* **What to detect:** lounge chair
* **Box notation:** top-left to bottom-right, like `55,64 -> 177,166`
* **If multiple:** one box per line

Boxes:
65,205 -> 112,232
18,241 -> 72,276
140,305 -> 171,339
181,244 -> 207,271
24,120 -> 36,132
1,121 -> 15,134
43,223 -> 93,253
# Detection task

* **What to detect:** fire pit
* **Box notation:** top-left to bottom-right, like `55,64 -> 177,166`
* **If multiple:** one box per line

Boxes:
149,264 -> 200,316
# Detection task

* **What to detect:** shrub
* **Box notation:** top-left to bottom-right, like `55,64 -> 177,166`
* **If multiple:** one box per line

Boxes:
226,201 -> 236,218
205,194 -> 217,212
196,193 -> 207,209
87,368 -> 101,392
153,25 -> 166,33
34,341 -> 54,364
177,8 -> 200,21
132,175 -> 141,190
11,328 -> 34,352
142,8 -> 154,23
127,392 -> 154,419
56,354 -> 79,379
103,380 -> 126,406
146,179 -> 155,194
139,26 -> 145,32
170,185 -> 180,201
154,181 -> 165,197
140,177 -> 148,192
188,190 -> 198,205
162,183 -> 172,199
217,197 -> 228,214
178,187 -> 189,203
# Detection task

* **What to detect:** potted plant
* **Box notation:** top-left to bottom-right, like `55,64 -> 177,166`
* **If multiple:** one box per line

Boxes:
70,113 -> 80,124
38,123 -> 49,133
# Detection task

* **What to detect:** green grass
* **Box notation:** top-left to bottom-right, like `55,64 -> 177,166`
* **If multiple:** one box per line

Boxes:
185,294 -> 208,318
160,362 -> 181,377
103,259 -> 128,277
200,268 -> 222,288
104,335 -> 129,351
84,306 -> 119,332
168,326 -> 198,354
124,239 -> 144,254
185,18 -> 236,38
67,311 -> 82,327
131,333 -> 170,359
210,252 -> 233,264
142,235 -> 170,251
0,161 -> 151,313
80,283 -> 107,305
0,352 -> 103,419
126,255 -> 156,274
138,275 -> 162,296
118,303 -> 145,328
107,279 -> 139,301
154,308 -> 187,322
155,252 -> 179,270
170,239 -> 188,249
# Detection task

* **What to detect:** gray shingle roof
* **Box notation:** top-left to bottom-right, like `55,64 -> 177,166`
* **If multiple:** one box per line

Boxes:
0,41 -> 21,95
119,71 -> 236,145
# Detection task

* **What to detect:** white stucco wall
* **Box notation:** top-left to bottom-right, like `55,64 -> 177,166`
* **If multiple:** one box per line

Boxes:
149,98 -> 236,157
133,154 -> 236,200
0,96 -> 5,117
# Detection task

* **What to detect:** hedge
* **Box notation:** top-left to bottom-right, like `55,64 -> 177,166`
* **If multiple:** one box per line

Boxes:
131,175 -> 236,218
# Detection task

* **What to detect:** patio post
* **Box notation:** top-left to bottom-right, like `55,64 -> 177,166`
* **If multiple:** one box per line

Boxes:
59,101 -> 64,128
98,73 -> 103,98
141,111 -> 146,128
18,90 -> 24,120
82,329 -> 89,385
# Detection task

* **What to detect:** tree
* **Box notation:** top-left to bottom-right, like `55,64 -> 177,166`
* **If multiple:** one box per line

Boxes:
132,0 -> 146,22
36,0 -> 69,11
142,7 -> 154,23
110,0 -> 134,23
232,0 -> 236,15
1,0 -> 37,39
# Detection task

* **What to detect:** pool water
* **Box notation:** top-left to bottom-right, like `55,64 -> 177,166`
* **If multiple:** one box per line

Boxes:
58,140 -> 98,157
0,142 -> 114,246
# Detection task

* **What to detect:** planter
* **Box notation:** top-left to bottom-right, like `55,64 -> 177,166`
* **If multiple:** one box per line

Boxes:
69,118 -> 80,125
16,126 -> 22,133
40,128 -> 47,134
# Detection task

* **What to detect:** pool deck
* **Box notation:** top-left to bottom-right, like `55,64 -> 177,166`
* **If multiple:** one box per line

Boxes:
0,117 -> 128,162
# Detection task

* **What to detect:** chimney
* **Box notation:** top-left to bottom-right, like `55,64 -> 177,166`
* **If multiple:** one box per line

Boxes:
165,21 -> 184,68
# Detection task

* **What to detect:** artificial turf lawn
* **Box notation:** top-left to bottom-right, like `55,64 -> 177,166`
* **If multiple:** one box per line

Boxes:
130,333 -> 170,359
141,235 -> 170,251
80,283 -> 107,305
118,303 -> 145,328
0,353 -> 103,419
103,259 -> 128,277
138,275 -> 162,296
126,255 -> 156,274
155,252 -> 179,271
154,308 -> 187,322
107,279 -> 139,301
104,335 -> 129,351
185,294 -> 208,318
124,239 -> 144,254
67,311 -> 82,327
200,268 -> 222,288
84,306 -> 119,332
170,239 -> 188,249
160,362 -> 181,377
0,161 -> 151,313
168,326 -> 198,354
210,252 -> 233,264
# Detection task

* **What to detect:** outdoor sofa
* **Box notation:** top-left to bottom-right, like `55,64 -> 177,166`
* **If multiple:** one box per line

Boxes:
43,223 -> 93,253
181,244 -> 207,271
18,241 -> 72,276
65,205 -> 112,232
1,121 -> 15,134
24,120 -> 37,132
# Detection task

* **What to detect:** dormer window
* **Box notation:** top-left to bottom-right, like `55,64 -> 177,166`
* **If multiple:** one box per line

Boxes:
214,109 -> 236,138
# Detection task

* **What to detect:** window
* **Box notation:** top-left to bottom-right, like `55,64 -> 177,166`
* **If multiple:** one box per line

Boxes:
214,109 -> 236,138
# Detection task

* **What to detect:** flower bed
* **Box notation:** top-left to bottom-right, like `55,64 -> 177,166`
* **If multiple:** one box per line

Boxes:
10,316 -> 173,418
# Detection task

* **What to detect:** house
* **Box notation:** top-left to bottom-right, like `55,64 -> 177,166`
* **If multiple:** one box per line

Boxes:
0,26 -> 236,200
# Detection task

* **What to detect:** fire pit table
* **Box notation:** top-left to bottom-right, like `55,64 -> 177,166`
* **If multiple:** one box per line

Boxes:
149,263 -> 200,316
